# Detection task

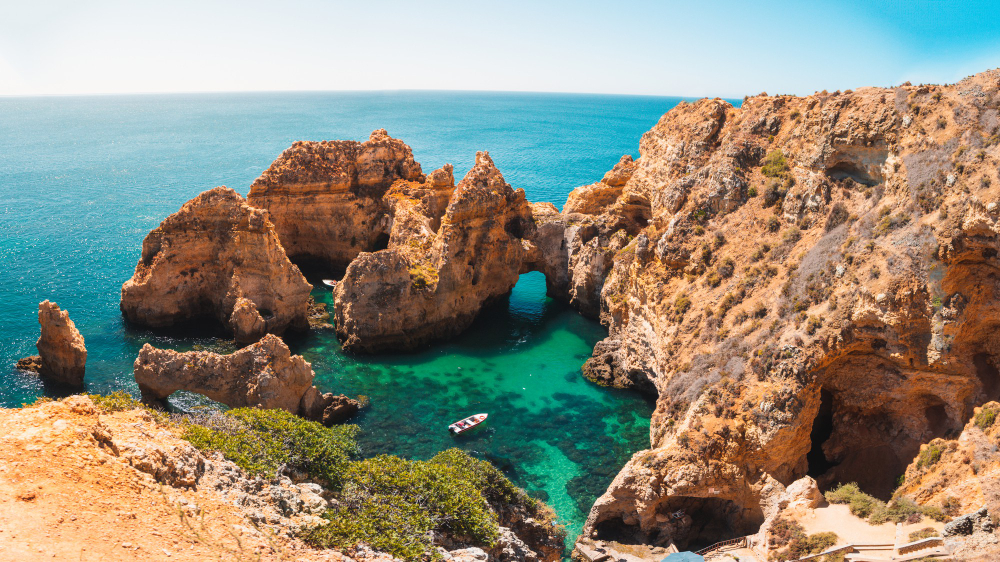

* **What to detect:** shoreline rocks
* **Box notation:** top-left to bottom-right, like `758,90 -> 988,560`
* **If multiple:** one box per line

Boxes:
133,334 -> 360,425
19,301 -> 87,387
120,186 -> 312,344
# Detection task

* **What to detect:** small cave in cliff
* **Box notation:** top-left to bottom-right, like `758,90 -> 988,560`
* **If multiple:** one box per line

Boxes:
806,389 -> 837,477
826,161 -> 879,186
974,352 -> 1000,399
803,386 -> 913,500
372,232 -> 390,252
628,497 -> 765,551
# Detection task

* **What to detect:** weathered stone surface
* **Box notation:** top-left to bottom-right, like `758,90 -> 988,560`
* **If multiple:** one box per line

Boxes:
247,129 -> 424,268
33,301 -> 86,387
562,70 -> 1000,552
120,187 -> 312,344
334,152 -> 534,352
945,507 -> 989,536
15,355 -> 42,373
134,334 -> 314,413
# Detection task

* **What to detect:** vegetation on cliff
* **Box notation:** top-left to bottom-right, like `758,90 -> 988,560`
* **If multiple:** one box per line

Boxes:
175,407 -> 559,560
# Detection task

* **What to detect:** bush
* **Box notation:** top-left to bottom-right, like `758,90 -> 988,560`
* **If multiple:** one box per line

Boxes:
825,483 -> 880,518
305,449 -> 546,560
908,527 -> 938,542
182,408 -> 359,488
975,404 -> 998,430
772,530 -> 839,561
917,440 -> 945,469
764,180 -> 787,207
88,390 -> 143,412
675,293 -> 692,315
826,202 -> 850,231
762,150 -> 790,178
767,216 -> 781,232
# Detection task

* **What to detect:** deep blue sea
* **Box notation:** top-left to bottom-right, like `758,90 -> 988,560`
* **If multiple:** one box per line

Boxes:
0,91 -> 691,538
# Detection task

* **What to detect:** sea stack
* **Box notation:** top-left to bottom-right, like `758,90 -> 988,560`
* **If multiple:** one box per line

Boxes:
120,186 -> 312,344
334,152 -> 535,352
26,300 -> 87,388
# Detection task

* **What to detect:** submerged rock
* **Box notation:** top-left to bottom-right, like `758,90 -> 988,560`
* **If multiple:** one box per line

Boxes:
133,334 -> 359,424
28,301 -> 87,387
120,187 -> 312,344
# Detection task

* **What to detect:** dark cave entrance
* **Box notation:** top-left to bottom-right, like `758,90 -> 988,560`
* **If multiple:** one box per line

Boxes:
372,232 -> 391,252
825,161 -> 879,186
592,517 -> 646,544
807,389 -> 837,478
974,352 -> 1000,399
804,388 -> 909,500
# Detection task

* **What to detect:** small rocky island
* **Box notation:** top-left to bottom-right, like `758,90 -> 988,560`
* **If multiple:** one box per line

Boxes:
11,70 -> 1000,561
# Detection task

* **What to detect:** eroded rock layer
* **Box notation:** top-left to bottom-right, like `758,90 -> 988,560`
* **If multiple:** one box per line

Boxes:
334,152 -> 534,352
134,334 -> 359,424
247,129 -> 424,268
120,187 -> 312,343
544,70 -> 1000,551
31,300 -> 87,387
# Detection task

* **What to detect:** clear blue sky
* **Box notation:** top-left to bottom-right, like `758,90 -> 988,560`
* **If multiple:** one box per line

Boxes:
0,0 -> 997,97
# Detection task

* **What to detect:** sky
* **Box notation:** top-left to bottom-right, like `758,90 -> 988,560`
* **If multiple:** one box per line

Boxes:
0,0 -> 998,98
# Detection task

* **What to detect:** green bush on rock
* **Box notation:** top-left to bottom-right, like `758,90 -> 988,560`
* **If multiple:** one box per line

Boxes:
180,408 -> 552,561
182,408 -> 359,489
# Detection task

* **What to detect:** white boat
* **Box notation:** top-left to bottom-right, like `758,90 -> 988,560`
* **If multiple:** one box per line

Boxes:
449,413 -> 488,435
322,279 -> 337,288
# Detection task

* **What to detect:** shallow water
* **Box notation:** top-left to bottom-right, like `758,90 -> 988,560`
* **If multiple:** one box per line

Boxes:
0,90 -> 687,538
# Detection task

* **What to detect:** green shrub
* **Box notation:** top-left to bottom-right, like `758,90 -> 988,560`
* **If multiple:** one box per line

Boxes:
975,404 -> 998,430
772,531 -> 839,561
917,440 -> 945,469
675,293 -> 692,315
762,150 -> 790,178
305,449 -> 546,560
88,390 -> 144,412
182,408 -> 359,488
825,482 -> 880,518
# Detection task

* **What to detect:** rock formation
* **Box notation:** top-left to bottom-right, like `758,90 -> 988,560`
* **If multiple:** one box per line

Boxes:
334,152 -> 535,352
519,70 -> 1000,552
120,186 -> 312,344
134,334 -> 359,424
247,129 -> 424,269
19,301 -> 87,387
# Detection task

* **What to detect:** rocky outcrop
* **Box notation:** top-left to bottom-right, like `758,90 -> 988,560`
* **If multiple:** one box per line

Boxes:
334,152 -> 534,352
120,187 -> 312,344
546,70 -> 1000,552
247,129 -> 424,269
133,334 -> 358,424
22,301 -> 87,387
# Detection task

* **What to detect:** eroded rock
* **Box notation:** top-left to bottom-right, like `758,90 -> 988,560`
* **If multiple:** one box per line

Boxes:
29,301 -> 87,387
120,187 -> 311,344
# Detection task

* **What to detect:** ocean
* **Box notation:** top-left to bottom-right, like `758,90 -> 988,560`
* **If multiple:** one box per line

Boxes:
0,90 -> 690,538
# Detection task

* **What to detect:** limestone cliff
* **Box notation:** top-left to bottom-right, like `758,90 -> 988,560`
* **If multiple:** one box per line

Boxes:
25,300 -> 87,387
247,129 -> 424,269
539,70 -> 1000,551
134,334 -> 359,424
120,186 -> 312,343
334,152 -> 534,352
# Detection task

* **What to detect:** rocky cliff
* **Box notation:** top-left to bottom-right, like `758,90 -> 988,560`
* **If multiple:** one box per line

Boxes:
247,129 -> 424,269
120,186 -> 312,343
21,300 -> 87,387
535,70 -> 1000,551
134,334 -> 360,424
334,152 -> 534,352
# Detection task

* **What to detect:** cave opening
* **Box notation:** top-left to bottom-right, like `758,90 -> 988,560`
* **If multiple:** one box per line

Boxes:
592,517 -> 646,544
825,161 -> 879,186
924,399 -> 949,437
372,232 -> 391,252
974,352 -> 1000,399
807,389 -> 837,478
650,496 -> 764,551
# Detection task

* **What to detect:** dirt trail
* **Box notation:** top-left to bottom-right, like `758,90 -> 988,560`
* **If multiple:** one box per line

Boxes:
0,397 -> 354,562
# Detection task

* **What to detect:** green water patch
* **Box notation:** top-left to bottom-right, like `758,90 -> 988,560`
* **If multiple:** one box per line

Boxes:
293,272 -> 653,540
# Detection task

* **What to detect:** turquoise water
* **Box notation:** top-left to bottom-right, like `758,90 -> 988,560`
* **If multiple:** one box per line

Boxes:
0,91 -> 681,537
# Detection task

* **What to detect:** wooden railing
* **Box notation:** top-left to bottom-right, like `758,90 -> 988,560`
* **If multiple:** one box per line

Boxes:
694,536 -> 748,556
